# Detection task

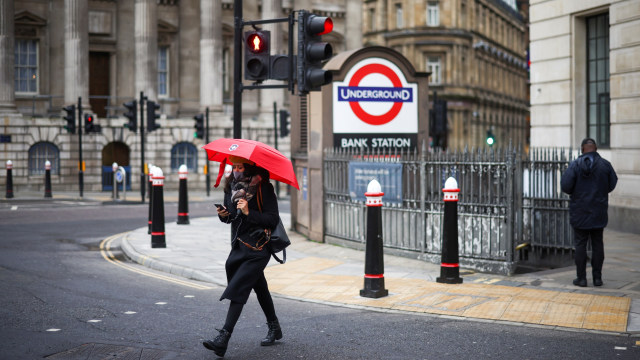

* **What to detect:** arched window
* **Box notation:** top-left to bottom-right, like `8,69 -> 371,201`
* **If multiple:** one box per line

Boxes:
29,142 -> 59,175
171,142 -> 198,172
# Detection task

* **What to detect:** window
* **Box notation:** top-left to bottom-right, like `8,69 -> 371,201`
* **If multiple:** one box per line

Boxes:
158,46 -> 169,97
586,13 -> 610,146
427,56 -> 442,85
369,8 -> 376,32
395,3 -> 403,29
427,2 -> 440,27
171,142 -> 198,172
29,142 -> 59,175
223,48 -> 230,101
15,39 -> 38,93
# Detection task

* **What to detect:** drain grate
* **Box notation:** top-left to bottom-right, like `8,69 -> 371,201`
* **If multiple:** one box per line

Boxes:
45,343 -> 183,359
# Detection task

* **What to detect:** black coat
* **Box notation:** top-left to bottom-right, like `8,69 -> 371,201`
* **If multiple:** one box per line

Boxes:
561,152 -> 617,230
218,180 -> 279,304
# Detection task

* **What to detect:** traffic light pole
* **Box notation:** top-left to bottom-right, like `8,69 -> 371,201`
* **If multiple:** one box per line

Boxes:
233,0 -> 242,139
140,91 -> 147,203
205,106 -> 210,197
77,97 -> 83,197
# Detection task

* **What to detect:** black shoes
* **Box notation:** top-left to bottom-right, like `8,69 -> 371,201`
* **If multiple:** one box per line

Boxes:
260,319 -> 283,346
573,278 -> 587,287
593,278 -> 603,287
203,328 -> 231,357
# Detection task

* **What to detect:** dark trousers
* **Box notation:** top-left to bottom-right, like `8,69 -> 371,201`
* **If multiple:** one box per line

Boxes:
574,227 -> 604,280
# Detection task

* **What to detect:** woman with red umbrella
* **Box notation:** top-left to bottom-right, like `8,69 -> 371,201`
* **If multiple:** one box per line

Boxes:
202,155 -> 283,357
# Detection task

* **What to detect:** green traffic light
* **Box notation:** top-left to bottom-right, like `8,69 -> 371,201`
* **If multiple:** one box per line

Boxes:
487,137 -> 494,146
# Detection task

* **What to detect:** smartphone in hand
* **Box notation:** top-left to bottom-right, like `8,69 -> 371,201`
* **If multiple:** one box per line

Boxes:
215,203 -> 226,210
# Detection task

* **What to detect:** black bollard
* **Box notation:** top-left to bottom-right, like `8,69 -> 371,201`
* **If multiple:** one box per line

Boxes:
148,165 -> 154,234
150,166 -> 166,248
6,160 -> 13,198
360,179 -> 389,298
177,164 -> 190,225
436,177 -> 463,284
44,160 -> 52,198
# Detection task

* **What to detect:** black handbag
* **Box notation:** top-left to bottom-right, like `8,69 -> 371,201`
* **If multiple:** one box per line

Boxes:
268,217 -> 290,264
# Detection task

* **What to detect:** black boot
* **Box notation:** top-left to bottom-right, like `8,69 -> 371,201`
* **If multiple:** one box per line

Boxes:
260,319 -> 282,346
203,328 -> 231,357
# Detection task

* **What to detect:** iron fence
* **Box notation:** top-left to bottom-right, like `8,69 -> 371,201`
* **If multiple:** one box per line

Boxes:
324,145 -> 576,275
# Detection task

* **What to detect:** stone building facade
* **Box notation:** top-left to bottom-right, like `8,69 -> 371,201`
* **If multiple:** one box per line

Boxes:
529,0 -> 640,233
362,0 -> 529,150
1,0 -> 361,193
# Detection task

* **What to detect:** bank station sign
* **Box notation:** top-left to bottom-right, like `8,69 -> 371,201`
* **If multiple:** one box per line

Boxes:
333,57 -> 418,150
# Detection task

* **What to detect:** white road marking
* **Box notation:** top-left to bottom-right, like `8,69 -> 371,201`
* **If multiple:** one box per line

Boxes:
87,320 -> 102,323
46,329 -> 61,332
184,295 -> 195,298
124,311 -> 137,315
614,346 -> 627,350
155,302 -> 167,305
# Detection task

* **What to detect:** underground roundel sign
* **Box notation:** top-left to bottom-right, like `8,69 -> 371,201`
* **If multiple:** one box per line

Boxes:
333,57 -> 418,135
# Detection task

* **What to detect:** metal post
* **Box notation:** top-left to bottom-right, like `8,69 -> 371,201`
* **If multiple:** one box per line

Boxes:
420,141 -> 426,254
205,107 -> 210,196
436,177 -> 463,284
44,160 -> 52,198
233,0 -> 243,139
273,102 -> 280,196
148,165 -> 154,234
360,179 -> 388,298
5,160 -> 13,198
120,166 -> 127,201
140,91 -> 146,203
78,97 -> 83,197
112,162 -> 118,200
151,166 -> 166,248
177,164 -> 190,225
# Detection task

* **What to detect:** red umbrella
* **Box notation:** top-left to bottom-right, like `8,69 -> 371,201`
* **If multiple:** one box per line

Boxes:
203,138 -> 299,190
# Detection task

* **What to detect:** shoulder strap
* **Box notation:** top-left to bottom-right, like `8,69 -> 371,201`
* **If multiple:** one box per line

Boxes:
271,249 -> 286,264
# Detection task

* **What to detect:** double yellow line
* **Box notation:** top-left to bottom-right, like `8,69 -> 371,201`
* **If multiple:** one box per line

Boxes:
100,233 -> 214,290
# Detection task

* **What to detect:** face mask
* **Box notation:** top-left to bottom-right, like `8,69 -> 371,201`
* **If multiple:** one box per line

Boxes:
233,171 -> 243,180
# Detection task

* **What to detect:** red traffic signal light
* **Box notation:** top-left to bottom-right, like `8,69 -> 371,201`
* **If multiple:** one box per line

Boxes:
84,113 -> 95,133
247,32 -> 267,53
308,15 -> 333,36
244,30 -> 271,81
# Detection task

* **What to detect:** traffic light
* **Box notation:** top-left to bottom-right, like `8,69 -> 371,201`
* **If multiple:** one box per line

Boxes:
84,113 -> 95,134
147,100 -> 161,132
123,100 -> 137,132
63,104 -> 76,134
279,109 -> 290,137
486,129 -> 495,147
244,30 -> 270,81
193,113 -> 204,139
298,10 -> 334,94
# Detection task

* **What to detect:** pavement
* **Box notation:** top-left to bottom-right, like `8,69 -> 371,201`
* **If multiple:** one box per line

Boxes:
3,190 -> 640,336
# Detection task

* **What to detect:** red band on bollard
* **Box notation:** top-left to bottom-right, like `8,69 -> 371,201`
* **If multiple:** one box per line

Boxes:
364,274 -> 384,279
178,213 -> 188,216
440,263 -> 460,268
151,232 -> 165,236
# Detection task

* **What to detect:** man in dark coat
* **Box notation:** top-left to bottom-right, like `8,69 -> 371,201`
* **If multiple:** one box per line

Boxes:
561,138 -> 617,287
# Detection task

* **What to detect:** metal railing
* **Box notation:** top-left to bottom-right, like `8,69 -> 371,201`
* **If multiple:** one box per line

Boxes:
324,145 -> 576,275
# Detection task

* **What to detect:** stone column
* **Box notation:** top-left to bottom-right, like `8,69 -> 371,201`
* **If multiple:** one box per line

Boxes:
64,0 -> 89,106
135,0 -> 157,101
0,0 -> 17,113
200,0 -> 223,112
259,0 -> 284,122
345,0 -> 363,51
